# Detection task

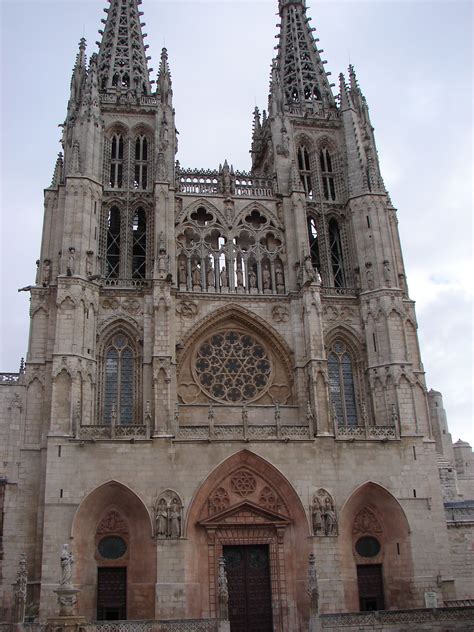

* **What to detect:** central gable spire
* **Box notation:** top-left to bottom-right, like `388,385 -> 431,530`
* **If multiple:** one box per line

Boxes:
274,0 -> 335,112
97,0 -> 152,96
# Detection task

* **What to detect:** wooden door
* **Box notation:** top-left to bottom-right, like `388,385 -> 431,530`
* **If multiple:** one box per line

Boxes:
224,545 -> 273,632
357,564 -> 385,611
97,567 -> 127,620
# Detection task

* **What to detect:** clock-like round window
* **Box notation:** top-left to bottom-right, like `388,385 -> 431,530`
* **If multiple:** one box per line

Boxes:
98,536 -> 127,560
355,536 -> 381,558
193,330 -> 272,403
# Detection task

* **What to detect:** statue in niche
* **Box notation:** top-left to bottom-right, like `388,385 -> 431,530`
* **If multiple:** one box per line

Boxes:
312,490 -> 338,536
86,251 -> 94,278
220,266 -> 228,288
275,263 -> 284,290
303,256 -> 316,284
365,262 -> 374,289
248,269 -> 257,290
312,496 -> 323,535
58,251 -> 63,275
354,266 -> 361,289
383,260 -> 392,287
42,259 -> 51,287
262,265 -> 271,290
236,263 -> 244,287
178,259 -> 187,286
169,498 -> 181,538
155,499 -> 168,537
60,544 -> 74,586
67,247 -> 76,276
35,259 -> 40,285
192,262 -> 201,288
207,260 -> 215,288
323,497 -> 338,535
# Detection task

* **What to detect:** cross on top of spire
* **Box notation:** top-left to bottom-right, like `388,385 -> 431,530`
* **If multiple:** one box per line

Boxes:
97,0 -> 152,96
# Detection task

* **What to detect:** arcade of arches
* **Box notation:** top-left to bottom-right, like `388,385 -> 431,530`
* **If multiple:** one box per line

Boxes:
70,452 -> 415,627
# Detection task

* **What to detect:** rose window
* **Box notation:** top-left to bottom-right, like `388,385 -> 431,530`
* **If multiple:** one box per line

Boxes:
193,330 -> 272,403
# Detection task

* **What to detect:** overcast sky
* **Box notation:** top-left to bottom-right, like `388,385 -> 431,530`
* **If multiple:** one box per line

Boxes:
0,0 -> 472,445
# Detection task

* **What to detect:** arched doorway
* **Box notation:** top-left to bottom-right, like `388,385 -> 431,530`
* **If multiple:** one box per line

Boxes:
185,450 -> 312,631
339,482 -> 414,612
71,481 -> 156,621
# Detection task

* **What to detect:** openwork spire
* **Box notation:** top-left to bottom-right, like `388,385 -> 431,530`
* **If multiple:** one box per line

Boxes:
157,48 -> 173,106
97,0 -> 152,96
274,0 -> 335,111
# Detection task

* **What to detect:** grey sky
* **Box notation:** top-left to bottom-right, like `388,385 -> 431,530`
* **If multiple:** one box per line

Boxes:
1,1 -> 472,444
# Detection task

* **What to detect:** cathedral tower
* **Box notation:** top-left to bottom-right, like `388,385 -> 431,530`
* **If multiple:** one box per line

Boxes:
0,0 -> 472,629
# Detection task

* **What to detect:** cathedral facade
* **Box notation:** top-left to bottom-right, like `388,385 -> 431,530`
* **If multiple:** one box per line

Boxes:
1,0 -> 473,630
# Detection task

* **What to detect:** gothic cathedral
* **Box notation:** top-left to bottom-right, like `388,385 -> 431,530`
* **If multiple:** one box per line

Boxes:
1,1 -> 473,631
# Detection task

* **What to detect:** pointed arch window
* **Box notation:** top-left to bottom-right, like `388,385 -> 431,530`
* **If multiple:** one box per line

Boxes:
328,340 -> 358,426
297,146 -> 313,199
106,207 -> 121,278
320,148 -> 336,201
103,334 -> 135,426
110,134 -> 124,188
307,215 -> 321,275
134,136 -> 148,190
132,208 -> 147,279
328,219 -> 346,288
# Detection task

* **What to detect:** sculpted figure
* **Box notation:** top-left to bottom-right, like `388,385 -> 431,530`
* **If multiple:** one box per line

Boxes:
383,260 -> 392,287
220,266 -> 228,288
312,497 -> 323,535
178,260 -> 187,286
60,544 -> 74,586
323,497 -> 337,535
156,499 -> 168,537
169,499 -> 181,538
275,264 -> 284,288
192,263 -> 201,288
207,261 -> 215,287
248,269 -> 257,289
236,265 -> 244,287
86,251 -> 94,278
67,247 -> 76,276
42,259 -> 51,287
35,259 -> 40,285
262,265 -> 271,290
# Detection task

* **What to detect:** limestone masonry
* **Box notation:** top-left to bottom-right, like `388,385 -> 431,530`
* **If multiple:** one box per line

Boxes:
1,0 -> 473,631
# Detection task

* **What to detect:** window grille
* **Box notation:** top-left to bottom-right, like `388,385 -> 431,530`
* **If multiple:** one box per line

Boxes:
110,134 -> 124,188
320,148 -> 336,201
328,340 -> 358,426
307,215 -> 321,275
328,219 -> 346,288
106,207 -> 121,278
297,146 -> 313,199
132,208 -> 147,279
134,136 -> 148,189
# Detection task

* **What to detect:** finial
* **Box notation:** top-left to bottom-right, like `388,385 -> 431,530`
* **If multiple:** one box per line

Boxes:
348,64 -> 358,91
50,153 -> 64,187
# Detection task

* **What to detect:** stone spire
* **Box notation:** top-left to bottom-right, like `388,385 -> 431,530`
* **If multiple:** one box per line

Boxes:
157,47 -> 173,106
68,38 -> 87,115
273,0 -> 336,111
97,0 -> 152,96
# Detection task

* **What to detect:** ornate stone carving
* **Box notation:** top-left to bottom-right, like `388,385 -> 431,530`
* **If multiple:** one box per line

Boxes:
272,305 -> 289,323
97,510 -> 129,534
312,489 -> 338,536
230,470 -> 257,497
153,490 -> 183,539
176,300 -> 198,318
13,553 -> 28,623
208,487 -> 230,515
308,553 -> 318,617
217,556 -> 229,621
259,486 -> 282,512
60,543 -> 74,586
353,505 -> 383,535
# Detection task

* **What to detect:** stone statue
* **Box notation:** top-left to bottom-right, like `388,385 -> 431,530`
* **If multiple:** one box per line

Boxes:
57,251 -> 63,275
275,264 -> 284,290
86,250 -> 94,278
248,269 -> 257,289
391,404 -> 399,425
312,497 -> 323,535
220,266 -> 228,288
158,253 -> 168,279
14,553 -> 28,623
178,259 -> 187,286
236,264 -> 244,287
383,260 -> 392,287
169,499 -> 181,538
144,401 -> 152,425
304,256 -> 315,284
35,259 -> 40,285
308,553 -> 319,616
67,247 -> 76,276
192,263 -> 201,288
207,261 -> 215,288
156,499 -> 168,537
262,265 -> 271,290
366,262 -> 374,289
217,556 -> 229,621
42,259 -> 51,287
354,266 -> 361,289
60,544 -> 74,586
323,497 -> 337,535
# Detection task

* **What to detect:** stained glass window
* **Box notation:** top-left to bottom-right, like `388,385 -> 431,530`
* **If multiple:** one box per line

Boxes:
103,335 -> 135,425
328,340 -> 358,426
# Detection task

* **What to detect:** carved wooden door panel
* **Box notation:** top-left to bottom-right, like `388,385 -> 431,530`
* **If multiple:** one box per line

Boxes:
224,545 -> 273,632
97,567 -> 127,620
357,564 -> 385,611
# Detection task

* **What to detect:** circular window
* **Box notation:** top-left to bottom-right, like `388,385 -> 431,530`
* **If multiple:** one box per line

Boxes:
193,330 -> 273,403
98,536 -> 127,560
355,536 -> 381,558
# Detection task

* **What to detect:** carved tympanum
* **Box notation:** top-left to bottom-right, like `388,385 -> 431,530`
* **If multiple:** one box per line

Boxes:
97,510 -> 128,534
352,505 -> 383,535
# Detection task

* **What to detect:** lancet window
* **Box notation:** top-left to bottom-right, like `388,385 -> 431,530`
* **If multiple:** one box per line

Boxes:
134,136 -> 148,190
176,206 -> 286,295
320,148 -> 336,201
328,340 -> 358,426
307,215 -> 321,275
110,134 -> 124,188
132,208 -> 147,279
106,207 -> 121,279
102,333 -> 137,426
328,219 -> 346,288
297,146 -> 313,199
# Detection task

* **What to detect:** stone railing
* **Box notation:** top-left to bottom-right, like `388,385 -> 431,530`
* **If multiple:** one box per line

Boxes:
78,424 -> 149,441
87,621 -> 218,632
177,424 -> 311,441
320,606 -> 474,630
321,286 -> 359,297
444,501 -> 474,524
102,278 -> 151,289
0,373 -> 20,384
335,424 -> 397,441
176,168 -> 274,198
99,94 -> 159,107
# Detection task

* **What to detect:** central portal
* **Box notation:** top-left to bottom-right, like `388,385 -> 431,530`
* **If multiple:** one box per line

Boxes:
223,544 -> 273,632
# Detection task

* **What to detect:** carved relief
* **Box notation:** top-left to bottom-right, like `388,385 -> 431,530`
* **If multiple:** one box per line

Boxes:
97,510 -> 129,534
272,305 -> 290,323
230,470 -> 257,497
312,489 -> 338,536
176,300 -> 198,318
208,487 -> 230,515
259,486 -> 283,512
101,298 -> 142,315
153,490 -> 183,539
353,505 -> 383,535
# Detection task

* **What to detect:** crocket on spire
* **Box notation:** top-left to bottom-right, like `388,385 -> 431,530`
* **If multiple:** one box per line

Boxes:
97,0 -> 152,96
